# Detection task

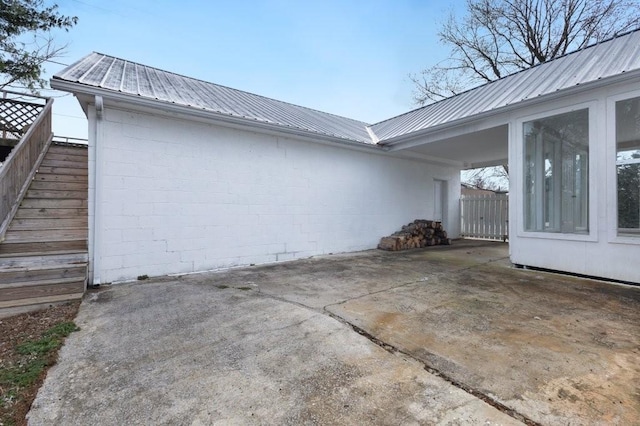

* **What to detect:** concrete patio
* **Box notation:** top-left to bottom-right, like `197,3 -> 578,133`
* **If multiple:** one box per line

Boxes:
28,240 -> 639,425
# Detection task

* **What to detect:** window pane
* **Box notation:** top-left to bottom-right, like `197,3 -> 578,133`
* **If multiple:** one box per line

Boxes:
523,109 -> 589,233
616,97 -> 640,235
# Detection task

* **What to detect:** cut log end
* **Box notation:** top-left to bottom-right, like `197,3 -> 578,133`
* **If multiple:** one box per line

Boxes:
378,219 -> 451,251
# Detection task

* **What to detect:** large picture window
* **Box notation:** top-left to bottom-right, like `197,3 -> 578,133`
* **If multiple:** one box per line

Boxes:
616,97 -> 640,236
523,109 -> 589,233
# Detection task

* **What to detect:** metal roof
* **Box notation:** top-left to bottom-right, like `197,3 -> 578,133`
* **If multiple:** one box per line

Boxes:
370,29 -> 640,143
52,30 -> 640,146
52,53 -> 374,144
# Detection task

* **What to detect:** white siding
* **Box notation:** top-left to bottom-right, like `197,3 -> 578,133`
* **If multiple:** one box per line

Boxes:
91,107 -> 460,283
508,80 -> 640,283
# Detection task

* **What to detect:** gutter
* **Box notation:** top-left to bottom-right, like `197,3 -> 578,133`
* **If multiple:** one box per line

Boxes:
87,95 -> 103,286
377,68 -> 640,149
50,79 -> 386,153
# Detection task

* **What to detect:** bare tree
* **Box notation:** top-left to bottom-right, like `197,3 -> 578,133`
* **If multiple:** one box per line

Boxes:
412,0 -> 640,104
412,0 -> 640,190
462,165 -> 510,191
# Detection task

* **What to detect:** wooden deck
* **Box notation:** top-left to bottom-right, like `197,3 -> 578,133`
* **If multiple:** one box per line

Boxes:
0,143 -> 88,316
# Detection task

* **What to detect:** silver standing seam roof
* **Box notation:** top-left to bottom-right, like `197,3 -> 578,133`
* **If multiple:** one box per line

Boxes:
52,52 -> 374,144
370,29 -> 640,143
52,29 -> 640,146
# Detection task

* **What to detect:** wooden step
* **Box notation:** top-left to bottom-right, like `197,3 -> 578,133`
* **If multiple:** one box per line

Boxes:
5,226 -> 87,237
0,241 -> 87,257
0,279 -> 85,302
42,151 -> 87,160
43,152 -> 88,163
15,208 -> 88,219
0,265 -> 86,285
0,291 -> 84,308
20,198 -> 88,209
0,252 -> 88,267
8,218 -> 88,230
4,229 -> 87,243
40,159 -> 88,169
33,173 -> 87,183
29,180 -> 88,191
36,166 -> 88,176
25,189 -> 87,200
0,141 -> 90,312
47,145 -> 88,157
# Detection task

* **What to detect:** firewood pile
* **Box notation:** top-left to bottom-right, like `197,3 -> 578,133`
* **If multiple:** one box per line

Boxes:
378,219 -> 451,251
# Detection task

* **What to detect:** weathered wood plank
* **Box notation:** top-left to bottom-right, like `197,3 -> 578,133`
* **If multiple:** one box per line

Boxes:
15,208 -> 88,219
28,180 -> 88,191
0,292 -> 84,308
4,228 -> 88,242
0,266 -> 86,285
25,189 -> 87,200
43,152 -> 88,163
40,159 -> 88,169
0,281 -> 84,302
33,173 -> 87,183
20,198 -> 88,208
0,252 -> 87,267
0,240 -> 87,257
47,145 -> 88,157
0,100 -> 52,241
0,266 -> 87,288
36,166 -> 88,176
9,217 -> 88,230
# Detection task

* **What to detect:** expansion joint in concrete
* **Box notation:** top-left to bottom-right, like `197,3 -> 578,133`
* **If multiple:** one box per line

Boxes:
323,310 -> 541,426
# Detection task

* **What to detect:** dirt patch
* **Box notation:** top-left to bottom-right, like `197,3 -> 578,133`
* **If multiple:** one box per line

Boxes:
0,302 -> 80,426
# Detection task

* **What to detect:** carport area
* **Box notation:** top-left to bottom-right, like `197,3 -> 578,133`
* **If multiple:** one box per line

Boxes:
29,240 -> 639,425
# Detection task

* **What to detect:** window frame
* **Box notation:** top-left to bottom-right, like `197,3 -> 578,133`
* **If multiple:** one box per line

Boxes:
515,102 -> 598,242
607,90 -> 640,244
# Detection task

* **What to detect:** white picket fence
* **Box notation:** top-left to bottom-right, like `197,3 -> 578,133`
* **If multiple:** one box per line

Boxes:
460,194 -> 509,241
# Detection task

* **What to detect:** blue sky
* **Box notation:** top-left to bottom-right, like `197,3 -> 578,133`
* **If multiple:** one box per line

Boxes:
44,0 -> 463,138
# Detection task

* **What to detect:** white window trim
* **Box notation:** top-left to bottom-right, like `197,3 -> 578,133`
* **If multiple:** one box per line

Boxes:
607,89 -> 640,245
514,101 -> 598,242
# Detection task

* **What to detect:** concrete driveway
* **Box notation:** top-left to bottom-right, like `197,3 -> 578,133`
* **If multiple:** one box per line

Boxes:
28,240 -> 639,425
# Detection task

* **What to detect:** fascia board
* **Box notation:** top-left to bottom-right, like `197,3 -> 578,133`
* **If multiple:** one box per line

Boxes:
379,69 -> 640,149
50,79 -> 384,154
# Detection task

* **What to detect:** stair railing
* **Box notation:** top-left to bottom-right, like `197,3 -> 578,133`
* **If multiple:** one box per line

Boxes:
0,97 -> 53,241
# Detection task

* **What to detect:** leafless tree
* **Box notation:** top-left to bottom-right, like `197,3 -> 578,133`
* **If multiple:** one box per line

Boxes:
462,165 -> 510,191
411,0 -> 640,104
412,0 -> 640,190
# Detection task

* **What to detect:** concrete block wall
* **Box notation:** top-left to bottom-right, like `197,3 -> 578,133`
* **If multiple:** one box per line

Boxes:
92,107 -> 460,283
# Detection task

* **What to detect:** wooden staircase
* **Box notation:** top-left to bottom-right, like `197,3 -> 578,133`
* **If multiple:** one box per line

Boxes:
0,143 -> 88,314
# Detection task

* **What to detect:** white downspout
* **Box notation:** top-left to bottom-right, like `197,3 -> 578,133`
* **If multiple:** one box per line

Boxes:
88,95 -> 104,285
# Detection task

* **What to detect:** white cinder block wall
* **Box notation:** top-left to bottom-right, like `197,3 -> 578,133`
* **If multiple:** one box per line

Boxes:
92,107 -> 460,283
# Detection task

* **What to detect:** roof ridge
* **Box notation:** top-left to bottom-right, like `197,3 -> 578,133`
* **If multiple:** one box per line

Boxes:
84,52 -> 372,127
370,27 -> 640,128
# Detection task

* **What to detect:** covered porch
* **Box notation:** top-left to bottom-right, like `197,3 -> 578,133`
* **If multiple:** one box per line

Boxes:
370,30 -> 640,283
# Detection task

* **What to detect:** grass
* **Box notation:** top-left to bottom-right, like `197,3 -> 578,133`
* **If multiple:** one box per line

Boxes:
0,320 -> 79,426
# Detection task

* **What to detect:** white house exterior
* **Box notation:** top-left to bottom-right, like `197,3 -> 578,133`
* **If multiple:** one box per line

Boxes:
52,30 -> 640,284
86,106 -> 459,283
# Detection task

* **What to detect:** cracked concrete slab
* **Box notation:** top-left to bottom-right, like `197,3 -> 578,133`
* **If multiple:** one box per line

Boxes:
28,261 -> 520,425
29,240 -> 639,425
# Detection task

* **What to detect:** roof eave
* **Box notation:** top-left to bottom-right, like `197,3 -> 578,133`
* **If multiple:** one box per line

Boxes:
51,78 -> 382,151
379,68 -> 640,148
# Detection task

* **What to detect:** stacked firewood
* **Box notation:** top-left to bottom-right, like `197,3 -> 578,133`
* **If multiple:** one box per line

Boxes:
378,219 -> 451,251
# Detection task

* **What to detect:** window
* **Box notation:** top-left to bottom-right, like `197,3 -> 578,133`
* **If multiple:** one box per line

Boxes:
616,97 -> 640,236
523,109 -> 589,233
